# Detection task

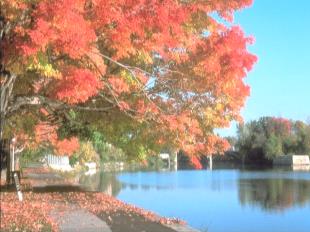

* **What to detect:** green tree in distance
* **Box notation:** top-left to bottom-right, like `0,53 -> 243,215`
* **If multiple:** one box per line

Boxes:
236,117 -> 310,163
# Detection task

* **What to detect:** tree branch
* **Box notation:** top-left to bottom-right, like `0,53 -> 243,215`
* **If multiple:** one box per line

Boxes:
88,50 -> 165,114
7,95 -> 114,116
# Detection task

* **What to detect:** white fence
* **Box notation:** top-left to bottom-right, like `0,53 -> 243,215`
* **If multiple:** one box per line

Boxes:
44,154 -> 73,171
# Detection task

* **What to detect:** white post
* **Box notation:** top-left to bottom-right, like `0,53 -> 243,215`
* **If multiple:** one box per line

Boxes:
209,155 -> 213,170
11,137 -> 16,171
174,152 -> 178,171
168,155 -> 171,170
12,144 -> 15,171
13,172 -> 23,201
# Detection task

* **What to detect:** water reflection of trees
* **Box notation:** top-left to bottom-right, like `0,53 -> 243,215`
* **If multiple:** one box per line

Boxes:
238,178 -> 310,211
121,182 -> 173,191
79,172 -> 122,196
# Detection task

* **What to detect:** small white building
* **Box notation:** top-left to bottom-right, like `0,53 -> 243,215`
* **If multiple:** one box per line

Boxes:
273,155 -> 310,166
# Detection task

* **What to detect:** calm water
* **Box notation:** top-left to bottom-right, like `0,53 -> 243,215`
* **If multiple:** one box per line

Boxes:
80,168 -> 310,232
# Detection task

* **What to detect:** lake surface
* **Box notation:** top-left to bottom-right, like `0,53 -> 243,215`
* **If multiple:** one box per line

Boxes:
80,168 -> 310,232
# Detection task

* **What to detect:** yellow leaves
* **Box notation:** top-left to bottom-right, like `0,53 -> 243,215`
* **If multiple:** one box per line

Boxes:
215,102 -> 224,111
136,50 -> 153,64
202,104 -> 228,128
119,69 -> 148,89
27,51 -> 61,79
28,62 -> 61,78
203,106 -> 213,118
120,70 -> 135,85
202,106 -> 216,127
75,141 -> 99,164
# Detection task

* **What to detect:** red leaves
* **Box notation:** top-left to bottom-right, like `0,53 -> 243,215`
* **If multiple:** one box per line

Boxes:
190,156 -> 202,169
22,0 -> 96,59
271,117 -> 292,135
118,101 -> 130,111
0,192 -> 58,232
54,137 -> 80,156
67,192 -> 185,225
34,122 -> 79,156
0,191 -> 186,231
52,68 -> 102,104
35,123 -> 58,144
3,0 -> 257,161
108,76 -> 130,96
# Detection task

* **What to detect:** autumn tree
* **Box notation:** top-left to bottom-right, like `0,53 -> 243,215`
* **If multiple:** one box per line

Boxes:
236,117 -> 310,163
1,0 -> 257,161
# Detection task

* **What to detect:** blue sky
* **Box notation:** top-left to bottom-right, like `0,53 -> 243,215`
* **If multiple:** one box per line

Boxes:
218,0 -> 310,136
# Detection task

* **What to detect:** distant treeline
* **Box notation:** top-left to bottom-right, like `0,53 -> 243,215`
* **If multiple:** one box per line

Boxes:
225,117 -> 310,165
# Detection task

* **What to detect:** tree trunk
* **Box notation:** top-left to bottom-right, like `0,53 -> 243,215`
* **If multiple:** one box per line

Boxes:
0,72 -> 17,141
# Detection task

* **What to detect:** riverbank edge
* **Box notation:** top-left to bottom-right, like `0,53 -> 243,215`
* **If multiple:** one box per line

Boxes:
0,181 -> 201,232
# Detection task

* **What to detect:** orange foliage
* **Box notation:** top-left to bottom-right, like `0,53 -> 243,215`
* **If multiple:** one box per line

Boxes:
54,137 -> 80,156
2,0 -> 257,160
34,122 -> 79,156
52,68 -> 103,104
22,0 -> 96,58
190,156 -> 202,169
34,123 -> 58,145
108,76 -> 130,96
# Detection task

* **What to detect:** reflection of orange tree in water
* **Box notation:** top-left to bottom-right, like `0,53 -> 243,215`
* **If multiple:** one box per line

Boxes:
238,178 -> 310,211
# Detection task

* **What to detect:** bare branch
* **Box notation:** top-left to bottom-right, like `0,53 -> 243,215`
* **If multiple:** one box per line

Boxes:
7,95 -> 114,116
88,50 -> 165,114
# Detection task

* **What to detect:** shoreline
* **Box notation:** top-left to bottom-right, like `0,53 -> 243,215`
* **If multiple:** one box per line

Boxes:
1,165 -> 202,232
0,183 -> 200,232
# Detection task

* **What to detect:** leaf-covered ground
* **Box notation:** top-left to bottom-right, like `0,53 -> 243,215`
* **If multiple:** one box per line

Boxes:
0,188 -> 185,232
